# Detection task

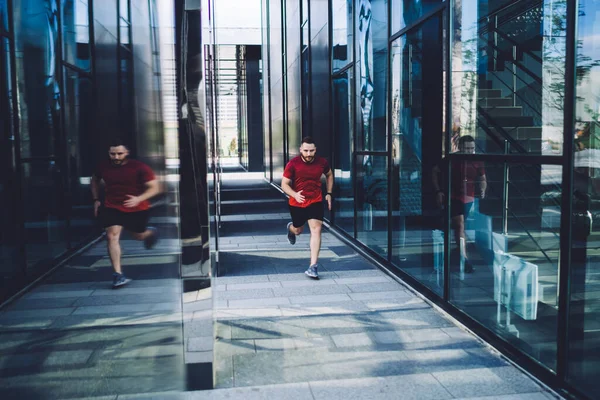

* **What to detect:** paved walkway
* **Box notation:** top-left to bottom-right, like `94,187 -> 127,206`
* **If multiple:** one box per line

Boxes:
0,175 -> 564,399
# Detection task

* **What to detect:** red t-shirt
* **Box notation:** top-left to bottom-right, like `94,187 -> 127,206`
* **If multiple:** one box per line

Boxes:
95,159 -> 156,212
283,156 -> 331,208
451,160 -> 485,203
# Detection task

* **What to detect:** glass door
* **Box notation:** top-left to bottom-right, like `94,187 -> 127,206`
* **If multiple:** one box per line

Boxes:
0,34 -> 24,301
390,13 -> 445,295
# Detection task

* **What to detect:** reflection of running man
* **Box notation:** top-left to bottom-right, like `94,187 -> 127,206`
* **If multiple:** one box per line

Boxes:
432,135 -> 486,273
91,140 -> 160,288
282,137 -> 334,279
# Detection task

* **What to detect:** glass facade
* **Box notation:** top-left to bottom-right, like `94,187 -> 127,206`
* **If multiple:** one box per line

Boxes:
260,0 -> 600,398
0,0 -> 165,304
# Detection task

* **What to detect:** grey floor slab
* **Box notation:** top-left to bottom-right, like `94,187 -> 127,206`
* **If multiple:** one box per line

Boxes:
310,374 -> 453,400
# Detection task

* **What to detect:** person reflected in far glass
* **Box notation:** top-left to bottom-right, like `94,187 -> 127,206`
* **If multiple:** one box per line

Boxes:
432,135 -> 486,273
282,137 -> 334,279
91,139 -> 161,288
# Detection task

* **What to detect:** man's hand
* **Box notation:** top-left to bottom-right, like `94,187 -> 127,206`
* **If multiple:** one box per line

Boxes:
325,194 -> 332,210
436,191 -> 445,208
94,200 -> 101,217
293,190 -> 305,204
480,188 -> 486,199
124,195 -> 142,208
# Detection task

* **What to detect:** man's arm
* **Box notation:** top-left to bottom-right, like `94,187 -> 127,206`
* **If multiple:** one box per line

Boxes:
324,169 -> 334,210
479,174 -> 487,198
91,174 -> 103,216
123,179 -> 160,208
431,164 -> 445,208
281,177 -> 305,204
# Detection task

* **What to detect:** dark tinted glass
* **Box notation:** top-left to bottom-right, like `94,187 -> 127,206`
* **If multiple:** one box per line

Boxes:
392,0 -> 442,34
567,1 -> 600,397
333,69 -> 354,236
449,161 -> 561,370
451,0 -> 564,156
61,0 -> 91,70
332,0 -> 352,71
356,0 -> 387,151
356,154 -> 388,257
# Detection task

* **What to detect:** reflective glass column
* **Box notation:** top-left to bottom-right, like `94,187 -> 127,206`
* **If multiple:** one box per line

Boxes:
567,1 -> 600,397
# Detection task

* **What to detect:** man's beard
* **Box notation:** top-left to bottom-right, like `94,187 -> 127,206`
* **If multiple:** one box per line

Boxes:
301,155 -> 315,163
111,158 -> 127,166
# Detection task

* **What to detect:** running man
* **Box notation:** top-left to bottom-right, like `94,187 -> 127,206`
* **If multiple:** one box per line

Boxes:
282,137 -> 334,279
91,140 -> 160,288
432,135 -> 486,273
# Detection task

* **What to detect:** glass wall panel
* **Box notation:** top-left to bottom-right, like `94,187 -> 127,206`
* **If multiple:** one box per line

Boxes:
0,36 -> 21,298
449,161 -> 561,370
14,0 -> 68,269
356,154 -> 388,257
63,68 -> 95,244
356,0 -> 387,151
21,159 -> 68,270
119,0 -> 129,21
567,1 -> 600,396
333,69 -> 354,236
0,0 -> 8,33
61,0 -> 91,70
14,0 -> 61,158
451,0 -> 564,156
391,0 -> 442,35
390,13 -> 444,295
332,0 -> 352,72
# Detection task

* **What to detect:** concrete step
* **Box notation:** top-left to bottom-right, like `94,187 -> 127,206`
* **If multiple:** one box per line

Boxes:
487,116 -> 535,127
478,97 -> 513,107
220,199 -> 288,215
478,89 -> 503,98
481,106 -> 524,118
479,127 -> 542,140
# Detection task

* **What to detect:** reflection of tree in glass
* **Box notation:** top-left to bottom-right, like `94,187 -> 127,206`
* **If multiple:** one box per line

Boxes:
358,0 -> 374,152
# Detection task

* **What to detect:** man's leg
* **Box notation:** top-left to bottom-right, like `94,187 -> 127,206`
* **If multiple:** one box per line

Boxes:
106,225 -> 124,274
451,215 -> 467,259
127,211 -> 158,249
307,219 -> 323,266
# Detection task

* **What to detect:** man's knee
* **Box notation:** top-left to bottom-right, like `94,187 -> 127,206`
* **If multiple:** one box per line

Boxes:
292,225 -> 304,235
131,232 -> 144,240
106,231 -> 120,242
309,223 -> 322,234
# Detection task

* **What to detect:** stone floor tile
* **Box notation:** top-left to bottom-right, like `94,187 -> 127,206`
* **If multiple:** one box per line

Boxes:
225,282 -> 282,291
192,383 -> 314,400
272,284 -> 350,297
454,393 -> 556,400
310,374 -> 453,400
431,366 -> 543,398
333,276 -> 392,285
331,332 -> 373,348
227,297 -> 291,308
215,339 -> 256,357
348,290 -> 413,301
215,307 -> 283,319
254,338 -> 296,351
288,294 -> 352,304
216,288 -> 275,301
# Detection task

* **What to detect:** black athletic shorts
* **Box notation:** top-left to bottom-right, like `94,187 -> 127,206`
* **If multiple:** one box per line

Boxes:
289,202 -> 324,228
450,199 -> 474,218
99,207 -> 150,233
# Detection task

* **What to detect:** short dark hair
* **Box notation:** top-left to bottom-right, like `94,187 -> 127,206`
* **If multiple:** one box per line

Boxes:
108,138 -> 129,150
302,136 -> 315,145
458,135 -> 475,146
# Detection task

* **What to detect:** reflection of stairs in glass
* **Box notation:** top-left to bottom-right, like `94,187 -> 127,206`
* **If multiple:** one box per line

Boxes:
477,88 -> 542,153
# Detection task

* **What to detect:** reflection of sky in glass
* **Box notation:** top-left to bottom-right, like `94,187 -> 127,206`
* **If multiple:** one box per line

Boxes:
578,1 -> 600,121
75,0 -> 89,43
215,0 -> 261,29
